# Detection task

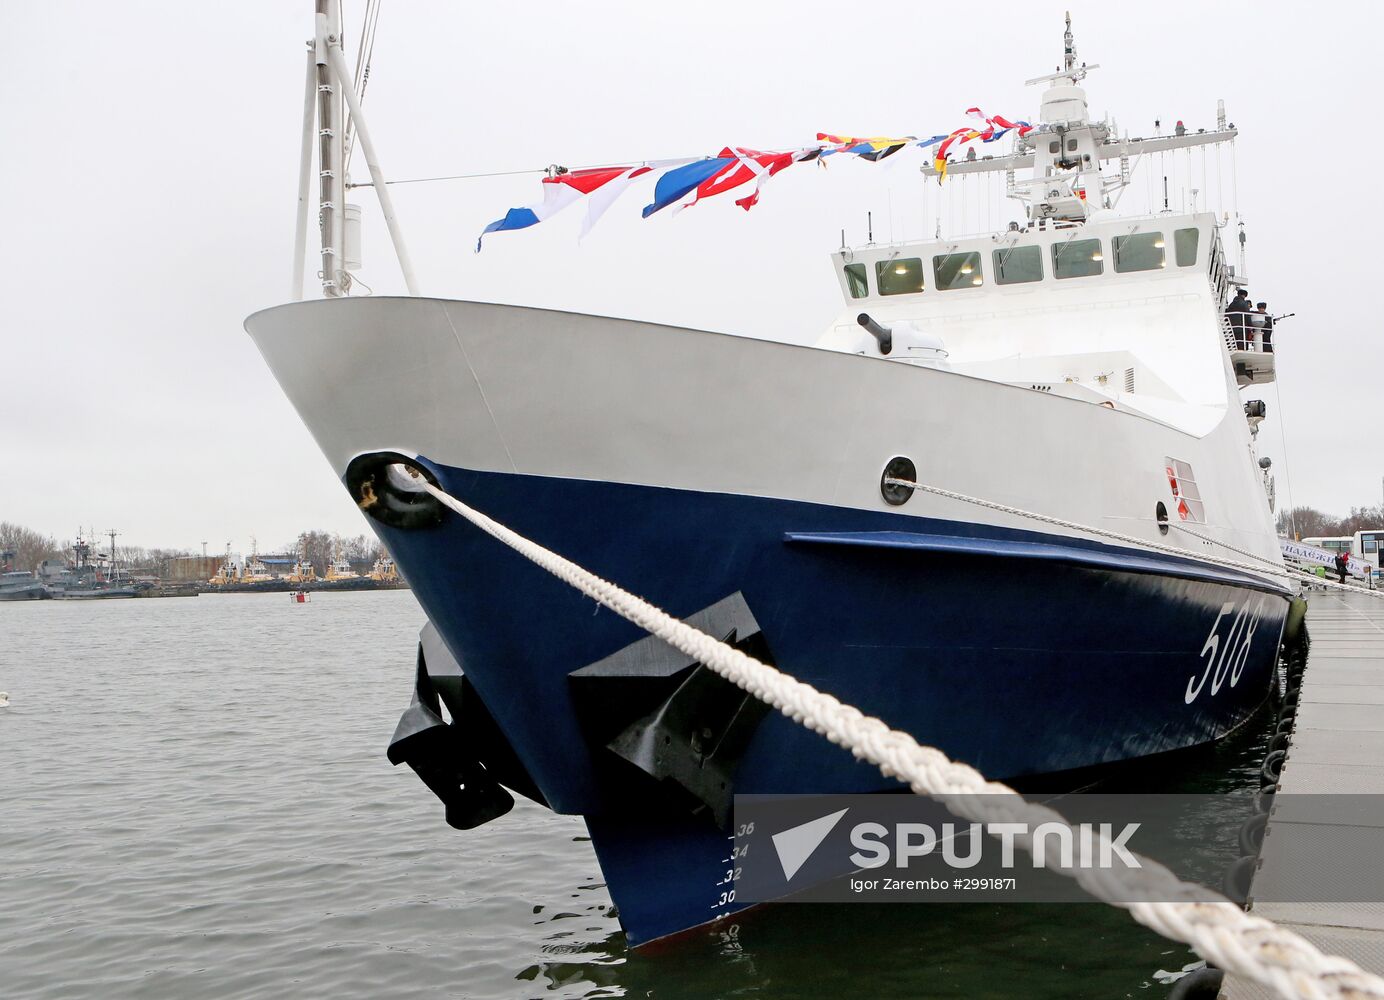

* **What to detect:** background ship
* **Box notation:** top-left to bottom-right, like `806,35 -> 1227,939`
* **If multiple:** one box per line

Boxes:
205,538 -> 407,593
248,10 -> 1291,946
38,535 -> 139,600
0,568 -> 46,601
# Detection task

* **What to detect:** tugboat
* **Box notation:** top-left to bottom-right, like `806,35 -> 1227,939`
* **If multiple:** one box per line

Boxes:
247,11 -> 1292,946
323,538 -> 359,582
286,540 -> 317,585
208,545 -> 240,587
239,541 -> 275,585
368,553 -> 400,583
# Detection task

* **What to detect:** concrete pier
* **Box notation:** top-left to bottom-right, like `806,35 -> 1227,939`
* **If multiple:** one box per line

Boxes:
1223,590 -> 1384,997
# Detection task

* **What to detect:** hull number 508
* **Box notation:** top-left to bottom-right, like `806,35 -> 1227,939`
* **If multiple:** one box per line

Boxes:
1186,595 -> 1267,705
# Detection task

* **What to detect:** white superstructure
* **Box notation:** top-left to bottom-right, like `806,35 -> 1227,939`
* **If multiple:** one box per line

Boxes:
252,11 -> 1287,589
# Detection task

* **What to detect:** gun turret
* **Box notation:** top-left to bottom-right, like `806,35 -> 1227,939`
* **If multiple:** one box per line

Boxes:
856,313 -> 893,355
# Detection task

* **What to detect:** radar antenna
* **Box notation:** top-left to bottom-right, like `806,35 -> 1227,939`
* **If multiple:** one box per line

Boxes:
1024,14 -> 1097,87
1063,11 -> 1077,75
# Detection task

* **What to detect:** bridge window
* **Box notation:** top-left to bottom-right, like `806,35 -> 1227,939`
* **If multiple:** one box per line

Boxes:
993,245 -> 1043,284
1113,232 -> 1166,273
844,262 -> 868,299
933,251 -> 983,290
1175,227 -> 1199,267
876,257 -> 924,296
1053,238 -> 1103,279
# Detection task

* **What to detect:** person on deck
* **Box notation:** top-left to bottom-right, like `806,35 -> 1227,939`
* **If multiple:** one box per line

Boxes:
1256,302 -> 1274,352
1335,551 -> 1349,584
1226,288 -> 1251,349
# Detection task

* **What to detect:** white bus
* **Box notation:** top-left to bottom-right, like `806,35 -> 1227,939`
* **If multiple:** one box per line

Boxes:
1355,529 -> 1384,571
1302,536 -> 1354,556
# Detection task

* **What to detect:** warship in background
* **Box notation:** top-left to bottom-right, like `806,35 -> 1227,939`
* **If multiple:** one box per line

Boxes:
38,535 -> 140,600
0,559 -> 47,602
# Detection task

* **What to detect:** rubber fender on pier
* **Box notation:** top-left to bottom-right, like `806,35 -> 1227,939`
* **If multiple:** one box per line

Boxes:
1260,749 -> 1287,788
1167,967 -> 1224,1000
1238,811 -> 1269,857
1223,854 -> 1257,906
386,638 -> 515,830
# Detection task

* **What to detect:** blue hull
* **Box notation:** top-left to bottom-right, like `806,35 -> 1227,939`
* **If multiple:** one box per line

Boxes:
376,458 -> 1289,946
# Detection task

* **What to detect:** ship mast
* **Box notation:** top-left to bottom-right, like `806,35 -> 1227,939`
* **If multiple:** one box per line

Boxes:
313,0 -> 346,297
293,1 -> 419,300
921,14 -> 1238,226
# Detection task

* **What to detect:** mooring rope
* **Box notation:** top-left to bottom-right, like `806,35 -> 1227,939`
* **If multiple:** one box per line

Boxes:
1287,567 -> 1384,599
1168,522 -> 1382,600
881,477 -> 1291,581
417,474 -> 1384,1000
888,476 -> 1382,601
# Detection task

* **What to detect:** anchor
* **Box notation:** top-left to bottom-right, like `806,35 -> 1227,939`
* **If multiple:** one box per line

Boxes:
569,592 -> 771,828
386,630 -> 515,830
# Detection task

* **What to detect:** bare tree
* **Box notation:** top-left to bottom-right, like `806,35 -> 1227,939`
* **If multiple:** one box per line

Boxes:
1276,506 -> 1341,539
0,522 -> 64,573
1276,504 -> 1384,540
297,530 -> 335,574
1340,505 -> 1384,537
144,547 -> 191,579
115,544 -> 149,567
343,533 -> 380,564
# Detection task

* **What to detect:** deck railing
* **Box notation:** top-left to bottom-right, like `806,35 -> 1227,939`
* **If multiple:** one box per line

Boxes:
1221,312 -> 1276,353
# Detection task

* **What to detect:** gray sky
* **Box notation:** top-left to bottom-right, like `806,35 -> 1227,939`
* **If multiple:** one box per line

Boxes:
2,1 -> 1380,551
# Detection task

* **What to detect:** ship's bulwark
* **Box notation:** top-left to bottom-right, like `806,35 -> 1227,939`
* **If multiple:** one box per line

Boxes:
377,459 -> 1287,946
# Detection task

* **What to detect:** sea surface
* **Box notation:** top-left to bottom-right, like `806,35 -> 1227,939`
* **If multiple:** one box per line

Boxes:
0,591 -> 1276,999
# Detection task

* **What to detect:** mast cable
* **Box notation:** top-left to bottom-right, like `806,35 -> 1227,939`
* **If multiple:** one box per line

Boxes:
344,0 -> 382,173
348,167 -> 548,187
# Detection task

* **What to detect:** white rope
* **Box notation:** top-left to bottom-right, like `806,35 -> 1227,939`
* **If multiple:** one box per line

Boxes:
1169,521 -> 1294,571
883,477 -> 1291,582
1289,566 -> 1384,599
418,476 -> 1384,1000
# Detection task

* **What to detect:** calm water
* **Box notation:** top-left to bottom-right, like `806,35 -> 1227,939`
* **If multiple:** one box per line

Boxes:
0,592 -> 1275,999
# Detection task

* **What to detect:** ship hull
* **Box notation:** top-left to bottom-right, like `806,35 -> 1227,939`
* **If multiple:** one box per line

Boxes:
245,296 -> 1291,946
47,587 -> 139,600
380,461 -> 1287,945
0,584 -> 47,601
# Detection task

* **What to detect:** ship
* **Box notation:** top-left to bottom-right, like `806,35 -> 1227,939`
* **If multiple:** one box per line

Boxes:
239,541 -> 275,585
206,538 -> 406,592
39,534 -> 139,600
323,538 -> 359,582
0,569 -> 46,601
246,10 -> 1292,947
